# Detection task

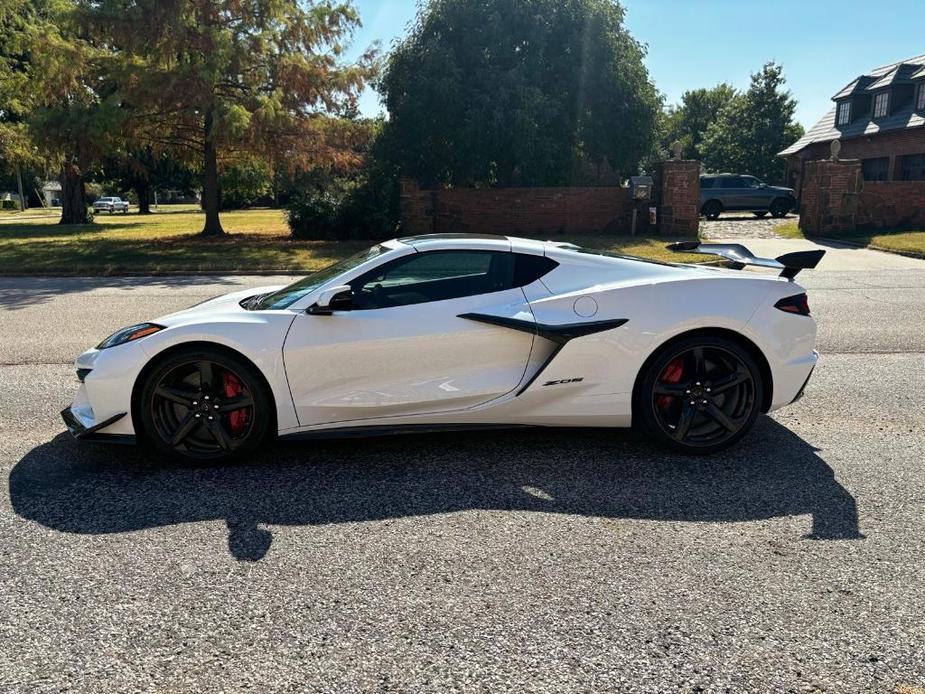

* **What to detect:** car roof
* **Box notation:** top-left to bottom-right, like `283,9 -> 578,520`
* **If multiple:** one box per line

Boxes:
395,233 -> 638,258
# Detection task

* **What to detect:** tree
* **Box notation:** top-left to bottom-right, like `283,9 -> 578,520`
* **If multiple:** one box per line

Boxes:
73,0 -> 375,236
379,0 -> 661,188
0,0 -> 45,210
700,63 -> 804,184
663,84 -> 738,161
7,0 -> 125,224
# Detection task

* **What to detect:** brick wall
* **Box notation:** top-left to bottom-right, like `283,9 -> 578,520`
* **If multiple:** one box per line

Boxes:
857,181 -> 925,228
399,159 -> 702,237
798,158 -> 925,234
400,180 -> 634,235
653,160 -> 700,236
799,160 -> 862,235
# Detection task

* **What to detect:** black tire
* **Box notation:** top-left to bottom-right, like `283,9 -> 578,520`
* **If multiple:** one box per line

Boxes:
770,198 -> 791,218
635,335 -> 764,455
702,200 -> 722,220
138,347 -> 272,462
753,211 -> 768,218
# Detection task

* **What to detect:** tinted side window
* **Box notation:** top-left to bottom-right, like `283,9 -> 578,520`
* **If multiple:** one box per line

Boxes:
350,250 -> 514,309
720,177 -> 743,189
742,177 -> 761,188
700,177 -> 715,189
513,254 -> 558,287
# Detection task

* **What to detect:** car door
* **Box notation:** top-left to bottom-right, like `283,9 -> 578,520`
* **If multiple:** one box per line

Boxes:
718,176 -> 747,209
740,176 -> 768,208
282,250 -> 536,427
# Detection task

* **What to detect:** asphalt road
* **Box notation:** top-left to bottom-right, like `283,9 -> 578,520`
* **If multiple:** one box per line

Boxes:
1,254 -> 924,692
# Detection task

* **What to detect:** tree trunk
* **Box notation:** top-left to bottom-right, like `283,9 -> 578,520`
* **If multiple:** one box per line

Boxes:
15,164 -> 26,211
135,182 -> 151,214
200,109 -> 225,236
59,163 -> 91,225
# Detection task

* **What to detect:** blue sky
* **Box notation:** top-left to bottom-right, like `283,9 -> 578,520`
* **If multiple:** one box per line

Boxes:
347,0 -> 925,129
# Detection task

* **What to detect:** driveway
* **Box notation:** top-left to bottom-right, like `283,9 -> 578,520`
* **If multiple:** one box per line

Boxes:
1,258 -> 924,691
700,211 -> 798,240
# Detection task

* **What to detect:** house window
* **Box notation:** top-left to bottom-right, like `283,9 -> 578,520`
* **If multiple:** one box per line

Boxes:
836,101 -> 851,126
873,92 -> 890,118
861,157 -> 890,181
900,153 -> 925,181
916,84 -> 925,111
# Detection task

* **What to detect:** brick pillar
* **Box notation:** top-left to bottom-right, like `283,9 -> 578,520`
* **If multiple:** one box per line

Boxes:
654,160 -> 700,236
799,160 -> 862,236
399,178 -> 434,235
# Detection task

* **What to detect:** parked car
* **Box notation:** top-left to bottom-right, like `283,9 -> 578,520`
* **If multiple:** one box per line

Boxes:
93,196 -> 130,214
700,174 -> 796,220
61,233 -> 824,461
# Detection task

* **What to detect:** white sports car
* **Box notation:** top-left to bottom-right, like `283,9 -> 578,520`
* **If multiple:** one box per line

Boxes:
62,234 -> 824,461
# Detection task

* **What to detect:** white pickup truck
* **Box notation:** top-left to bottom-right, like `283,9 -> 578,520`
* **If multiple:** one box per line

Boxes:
92,196 -> 130,214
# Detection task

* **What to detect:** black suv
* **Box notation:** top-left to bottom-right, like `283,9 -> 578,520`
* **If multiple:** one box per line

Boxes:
700,174 -> 796,220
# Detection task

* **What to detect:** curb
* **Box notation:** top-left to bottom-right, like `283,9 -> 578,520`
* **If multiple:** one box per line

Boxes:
815,237 -> 925,260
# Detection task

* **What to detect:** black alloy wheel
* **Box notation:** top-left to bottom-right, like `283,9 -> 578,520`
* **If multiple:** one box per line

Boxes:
638,336 -> 763,454
702,201 -> 722,220
140,349 -> 271,462
770,199 -> 790,218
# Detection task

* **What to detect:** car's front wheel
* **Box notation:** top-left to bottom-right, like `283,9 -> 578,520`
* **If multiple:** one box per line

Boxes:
636,335 -> 763,454
138,348 -> 272,462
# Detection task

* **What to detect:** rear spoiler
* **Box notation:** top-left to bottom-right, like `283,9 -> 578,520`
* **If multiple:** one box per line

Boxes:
666,242 -> 825,280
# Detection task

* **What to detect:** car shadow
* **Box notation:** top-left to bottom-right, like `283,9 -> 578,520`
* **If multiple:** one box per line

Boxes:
9,417 -> 862,561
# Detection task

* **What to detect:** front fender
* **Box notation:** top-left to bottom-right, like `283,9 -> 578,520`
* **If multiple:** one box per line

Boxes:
137,313 -> 299,432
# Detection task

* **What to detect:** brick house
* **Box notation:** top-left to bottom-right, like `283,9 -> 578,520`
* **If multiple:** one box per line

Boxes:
779,54 -> 925,198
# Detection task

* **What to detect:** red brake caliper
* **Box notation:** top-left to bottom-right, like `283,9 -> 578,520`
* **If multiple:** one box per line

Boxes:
222,371 -> 249,436
656,357 -> 685,410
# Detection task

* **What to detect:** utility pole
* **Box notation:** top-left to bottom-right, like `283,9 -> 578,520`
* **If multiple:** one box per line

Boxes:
15,164 -> 27,211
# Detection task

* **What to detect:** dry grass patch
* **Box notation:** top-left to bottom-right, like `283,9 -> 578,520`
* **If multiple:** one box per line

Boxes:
837,229 -> 925,257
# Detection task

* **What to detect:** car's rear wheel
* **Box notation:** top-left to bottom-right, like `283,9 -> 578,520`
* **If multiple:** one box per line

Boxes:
702,200 -> 722,220
139,348 -> 272,462
770,198 -> 791,218
636,335 -> 763,454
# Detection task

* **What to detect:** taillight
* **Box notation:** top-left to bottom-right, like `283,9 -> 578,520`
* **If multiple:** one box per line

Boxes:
775,293 -> 810,316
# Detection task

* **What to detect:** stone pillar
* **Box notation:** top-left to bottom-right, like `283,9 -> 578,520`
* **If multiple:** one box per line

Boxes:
654,160 -> 700,236
799,160 -> 862,236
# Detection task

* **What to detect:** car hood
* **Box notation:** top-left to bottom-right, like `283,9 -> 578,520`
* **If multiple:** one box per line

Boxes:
158,285 -> 286,324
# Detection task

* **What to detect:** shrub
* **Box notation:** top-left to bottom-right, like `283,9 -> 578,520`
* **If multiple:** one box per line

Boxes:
287,160 -> 400,241
1,199 -> 21,210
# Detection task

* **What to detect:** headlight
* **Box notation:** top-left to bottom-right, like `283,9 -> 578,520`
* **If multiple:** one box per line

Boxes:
96,322 -> 164,350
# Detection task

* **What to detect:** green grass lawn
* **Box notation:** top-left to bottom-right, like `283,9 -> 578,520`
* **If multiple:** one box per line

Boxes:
775,221 -> 805,239
835,229 -> 925,257
0,206 -> 704,275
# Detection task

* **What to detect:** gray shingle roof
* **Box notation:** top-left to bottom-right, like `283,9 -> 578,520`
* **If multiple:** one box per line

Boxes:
779,53 -> 925,157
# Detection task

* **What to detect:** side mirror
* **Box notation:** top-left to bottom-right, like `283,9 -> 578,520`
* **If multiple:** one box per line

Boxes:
308,285 -> 353,315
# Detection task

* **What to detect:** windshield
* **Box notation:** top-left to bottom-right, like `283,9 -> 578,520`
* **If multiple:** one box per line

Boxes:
251,244 -> 391,310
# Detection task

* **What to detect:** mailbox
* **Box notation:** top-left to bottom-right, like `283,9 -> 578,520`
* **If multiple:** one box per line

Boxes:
630,175 -> 654,201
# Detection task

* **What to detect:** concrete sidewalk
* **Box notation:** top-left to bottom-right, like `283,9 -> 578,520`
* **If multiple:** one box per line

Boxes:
710,236 -> 924,271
